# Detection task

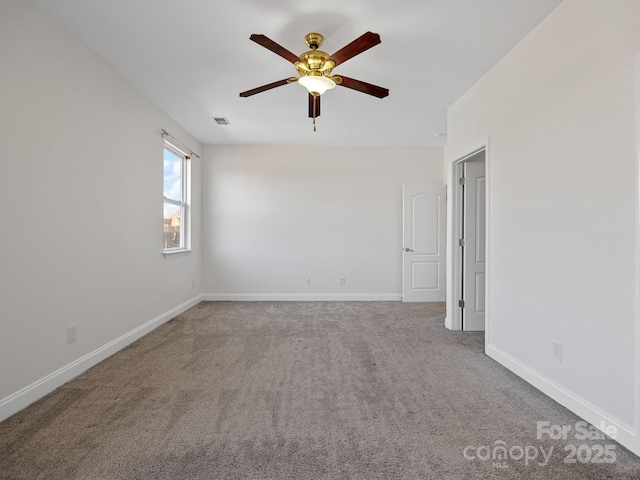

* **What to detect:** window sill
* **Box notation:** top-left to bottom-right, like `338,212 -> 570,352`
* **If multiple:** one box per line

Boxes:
163,249 -> 192,258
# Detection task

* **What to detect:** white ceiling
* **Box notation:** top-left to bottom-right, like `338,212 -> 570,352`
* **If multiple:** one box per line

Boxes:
30,0 -> 562,147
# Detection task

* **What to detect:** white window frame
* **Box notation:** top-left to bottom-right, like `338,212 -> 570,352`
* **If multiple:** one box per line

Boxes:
163,140 -> 191,257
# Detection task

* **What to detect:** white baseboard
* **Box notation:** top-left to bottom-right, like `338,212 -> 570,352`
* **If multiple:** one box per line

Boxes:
202,293 -> 402,302
0,294 -> 203,423
486,344 -> 639,456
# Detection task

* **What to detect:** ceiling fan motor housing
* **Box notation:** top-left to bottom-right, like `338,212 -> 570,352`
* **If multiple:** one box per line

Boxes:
296,53 -> 334,75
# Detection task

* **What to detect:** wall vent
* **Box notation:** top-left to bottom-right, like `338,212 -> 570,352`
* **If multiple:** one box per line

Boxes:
213,117 -> 230,125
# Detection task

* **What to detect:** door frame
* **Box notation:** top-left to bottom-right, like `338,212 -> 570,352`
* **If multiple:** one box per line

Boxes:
445,138 -> 490,338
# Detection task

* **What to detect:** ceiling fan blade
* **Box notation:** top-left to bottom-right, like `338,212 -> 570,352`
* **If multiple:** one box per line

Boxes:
337,76 -> 389,98
308,94 -> 321,118
250,34 -> 300,64
327,32 -> 381,66
239,78 -> 294,97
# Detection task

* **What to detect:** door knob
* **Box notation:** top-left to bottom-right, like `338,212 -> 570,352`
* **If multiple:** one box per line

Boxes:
403,247 -> 414,252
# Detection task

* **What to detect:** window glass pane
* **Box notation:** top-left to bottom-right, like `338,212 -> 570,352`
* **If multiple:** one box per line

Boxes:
164,148 -> 181,201
163,202 -> 182,249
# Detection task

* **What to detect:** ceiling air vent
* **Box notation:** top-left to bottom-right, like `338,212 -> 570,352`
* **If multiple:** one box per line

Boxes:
213,117 -> 230,125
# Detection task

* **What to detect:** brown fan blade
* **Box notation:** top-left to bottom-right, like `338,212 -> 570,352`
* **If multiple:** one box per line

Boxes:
239,78 -> 294,97
327,32 -> 381,66
337,76 -> 389,98
250,34 -> 300,64
308,94 -> 321,118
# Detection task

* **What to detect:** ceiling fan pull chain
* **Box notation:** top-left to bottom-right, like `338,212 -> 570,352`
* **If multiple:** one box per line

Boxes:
313,99 -> 317,132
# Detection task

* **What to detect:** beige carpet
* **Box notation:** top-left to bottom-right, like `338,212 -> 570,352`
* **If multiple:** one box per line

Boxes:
1,301 -> 639,479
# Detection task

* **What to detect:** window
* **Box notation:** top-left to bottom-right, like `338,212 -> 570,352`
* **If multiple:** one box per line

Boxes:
163,141 -> 190,254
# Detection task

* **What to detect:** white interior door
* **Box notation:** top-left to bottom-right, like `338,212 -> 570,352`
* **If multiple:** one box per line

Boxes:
402,185 -> 446,302
462,160 -> 486,330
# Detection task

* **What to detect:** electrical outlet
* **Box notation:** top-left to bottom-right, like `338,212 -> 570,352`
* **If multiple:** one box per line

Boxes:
552,341 -> 562,362
305,277 -> 311,286
339,277 -> 346,286
67,325 -> 77,344
192,280 -> 196,289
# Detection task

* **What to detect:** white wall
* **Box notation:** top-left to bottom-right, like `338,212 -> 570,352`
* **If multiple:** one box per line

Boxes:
202,145 -> 443,299
0,1 -> 202,417
446,0 -> 639,453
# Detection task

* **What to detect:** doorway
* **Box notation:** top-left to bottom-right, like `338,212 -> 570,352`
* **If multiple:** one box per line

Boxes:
402,184 -> 446,302
446,144 -> 489,332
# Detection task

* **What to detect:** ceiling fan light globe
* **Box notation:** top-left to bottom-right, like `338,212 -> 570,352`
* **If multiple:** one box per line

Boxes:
298,75 -> 336,96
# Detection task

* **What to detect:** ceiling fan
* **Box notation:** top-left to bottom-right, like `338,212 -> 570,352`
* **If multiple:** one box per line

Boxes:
240,31 -> 389,131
